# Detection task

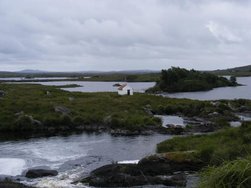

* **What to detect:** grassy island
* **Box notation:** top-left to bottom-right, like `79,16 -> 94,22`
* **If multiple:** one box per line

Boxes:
147,67 -> 238,93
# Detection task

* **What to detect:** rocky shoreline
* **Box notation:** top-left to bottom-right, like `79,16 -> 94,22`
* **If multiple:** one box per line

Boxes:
81,151 -> 204,187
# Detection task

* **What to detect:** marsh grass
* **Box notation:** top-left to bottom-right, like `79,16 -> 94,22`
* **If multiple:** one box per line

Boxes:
199,157 -> 251,188
0,83 -> 250,132
157,123 -> 251,165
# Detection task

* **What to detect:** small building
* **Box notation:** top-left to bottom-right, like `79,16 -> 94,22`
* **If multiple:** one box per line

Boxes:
117,84 -> 133,95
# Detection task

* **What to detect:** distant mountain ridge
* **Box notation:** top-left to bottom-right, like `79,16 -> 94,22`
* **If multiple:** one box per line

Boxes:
1,65 -> 250,77
210,65 -> 251,76
18,69 -> 48,73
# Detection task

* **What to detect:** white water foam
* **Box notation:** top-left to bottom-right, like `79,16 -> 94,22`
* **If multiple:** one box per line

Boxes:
0,158 -> 26,176
23,167 -> 89,188
118,160 -> 139,164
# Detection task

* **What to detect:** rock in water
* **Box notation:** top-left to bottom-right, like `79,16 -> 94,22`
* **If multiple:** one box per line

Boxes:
0,181 -> 34,188
25,169 -> 58,179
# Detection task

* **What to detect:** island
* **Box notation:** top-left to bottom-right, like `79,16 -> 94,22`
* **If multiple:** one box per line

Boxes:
146,67 -> 238,93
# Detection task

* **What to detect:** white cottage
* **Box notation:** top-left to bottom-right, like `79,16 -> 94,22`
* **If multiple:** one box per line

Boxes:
117,84 -> 133,95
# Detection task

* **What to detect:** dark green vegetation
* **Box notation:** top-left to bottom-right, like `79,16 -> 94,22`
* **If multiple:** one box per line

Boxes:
147,67 -> 238,93
0,83 -> 249,134
55,84 -> 81,88
0,83 -> 160,133
210,64 -> 251,77
157,122 -> 251,187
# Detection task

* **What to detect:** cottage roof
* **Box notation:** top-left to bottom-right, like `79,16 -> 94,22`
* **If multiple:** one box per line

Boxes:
118,84 -> 127,90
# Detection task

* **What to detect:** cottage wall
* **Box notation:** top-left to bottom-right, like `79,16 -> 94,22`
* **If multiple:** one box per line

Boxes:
118,86 -> 133,95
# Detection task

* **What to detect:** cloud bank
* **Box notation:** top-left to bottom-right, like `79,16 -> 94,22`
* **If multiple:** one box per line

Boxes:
0,0 -> 251,71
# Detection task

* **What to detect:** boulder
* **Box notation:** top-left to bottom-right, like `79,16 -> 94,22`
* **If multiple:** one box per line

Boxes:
81,151 -> 204,187
54,105 -> 71,114
138,151 -> 204,175
25,169 -> 58,179
165,124 -> 184,135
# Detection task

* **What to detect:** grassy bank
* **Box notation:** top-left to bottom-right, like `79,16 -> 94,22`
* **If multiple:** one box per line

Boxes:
0,83 -> 250,133
199,157 -> 251,188
157,122 -> 251,187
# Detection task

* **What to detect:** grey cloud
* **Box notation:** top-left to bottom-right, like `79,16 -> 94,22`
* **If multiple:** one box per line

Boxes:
0,0 -> 251,71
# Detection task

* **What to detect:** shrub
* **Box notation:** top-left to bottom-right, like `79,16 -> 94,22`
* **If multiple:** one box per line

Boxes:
13,115 -> 34,131
72,116 -> 85,125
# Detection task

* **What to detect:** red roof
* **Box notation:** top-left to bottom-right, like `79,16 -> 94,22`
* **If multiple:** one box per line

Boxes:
118,84 -> 127,90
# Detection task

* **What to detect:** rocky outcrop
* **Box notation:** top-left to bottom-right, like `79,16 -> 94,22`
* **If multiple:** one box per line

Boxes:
164,124 -> 184,135
0,181 -> 33,188
82,164 -> 186,187
81,151 -> 204,187
25,169 -> 58,179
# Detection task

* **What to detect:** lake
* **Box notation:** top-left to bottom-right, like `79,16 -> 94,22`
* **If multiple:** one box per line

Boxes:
161,77 -> 251,100
0,133 -> 171,188
34,81 -> 156,93
28,77 -> 251,100
3,76 -> 251,100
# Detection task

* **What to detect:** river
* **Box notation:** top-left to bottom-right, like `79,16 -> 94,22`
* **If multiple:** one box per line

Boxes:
0,133 -> 171,188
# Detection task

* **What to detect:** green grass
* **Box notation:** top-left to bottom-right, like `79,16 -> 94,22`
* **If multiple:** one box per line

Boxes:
0,83 -> 187,132
157,123 -> 251,165
199,157 -> 251,188
0,83 -> 250,133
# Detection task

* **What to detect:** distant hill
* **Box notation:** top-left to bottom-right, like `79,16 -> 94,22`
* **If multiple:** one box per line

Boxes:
211,65 -> 251,76
18,69 -> 48,74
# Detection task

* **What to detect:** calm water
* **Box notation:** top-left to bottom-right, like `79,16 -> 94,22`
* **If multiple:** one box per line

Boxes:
162,77 -> 251,100
0,133 -> 170,188
4,76 -> 251,100
32,77 -> 250,100
36,81 -> 155,93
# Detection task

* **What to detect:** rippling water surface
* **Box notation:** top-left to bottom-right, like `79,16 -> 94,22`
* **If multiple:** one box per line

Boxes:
0,133 -> 170,187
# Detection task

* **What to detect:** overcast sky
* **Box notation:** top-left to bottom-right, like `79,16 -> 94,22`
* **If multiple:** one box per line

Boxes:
0,0 -> 251,72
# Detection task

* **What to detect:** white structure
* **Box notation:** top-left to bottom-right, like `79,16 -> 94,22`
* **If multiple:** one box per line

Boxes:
117,84 -> 133,95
